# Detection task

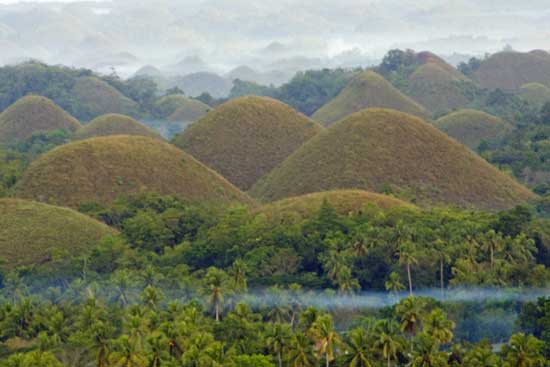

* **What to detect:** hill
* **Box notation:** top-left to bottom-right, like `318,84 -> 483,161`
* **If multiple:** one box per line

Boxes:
153,94 -> 211,121
0,96 -> 80,143
170,72 -> 233,98
173,96 -> 322,190
473,51 -> 550,91
15,135 -> 253,208
312,71 -> 430,126
0,198 -> 115,267
519,83 -> 550,108
256,190 -> 416,223
75,114 -> 161,140
71,76 -> 139,120
407,63 -> 471,114
435,109 -> 513,150
251,108 -> 535,210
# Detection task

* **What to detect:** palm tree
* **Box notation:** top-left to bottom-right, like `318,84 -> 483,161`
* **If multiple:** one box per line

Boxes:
423,308 -> 455,345
266,323 -> 292,367
395,297 -> 425,337
502,333 -> 546,367
462,341 -> 500,367
410,333 -> 447,367
341,328 -> 373,367
288,283 -> 303,329
311,315 -> 341,367
398,242 -> 418,296
481,230 -> 503,269
141,285 -> 164,311
385,272 -> 405,295
204,267 -> 227,322
336,266 -> 360,295
146,332 -> 170,367
432,239 -> 451,299
286,333 -> 318,367
230,259 -> 248,292
374,319 -> 401,367
109,335 -> 148,367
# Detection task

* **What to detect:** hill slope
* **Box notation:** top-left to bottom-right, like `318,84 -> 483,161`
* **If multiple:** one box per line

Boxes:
173,96 -> 322,190
435,109 -> 513,150
312,71 -> 430,126
15,135 -> 252,208
251,108 -> 535,210
75,114 -> 160,140
519,83 -> 550,108
256,190 -> 416,223
0,96 -> 80,143
71,77 -> 139,120
473,51 -> 550,91
0,198 -> 115,267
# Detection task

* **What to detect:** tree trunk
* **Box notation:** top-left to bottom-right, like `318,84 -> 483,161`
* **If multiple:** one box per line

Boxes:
407,262 -> 413,296
326,352 -> 330,367
440,258 -> 444,300
215,303 -> 220,322
387,353 -> 391,367
490,246 -> 494,269
278,352 -> 282,367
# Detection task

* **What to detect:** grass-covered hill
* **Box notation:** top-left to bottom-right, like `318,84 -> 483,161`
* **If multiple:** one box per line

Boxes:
435,109 -> 513,150
71,76 -> 139,120
519,83 -> 550,108
473,51 -> 550,91
154,94 -> 211,121
0,198 -> 115,267
0,96 -> 81,143
251,108 -> 535,210
255,189 -> 416,223
15,135 -> 253,208
75,114 -> 161,140
406,63 -> 471,114
173,96 -> 323,190
312,71 -> 430,126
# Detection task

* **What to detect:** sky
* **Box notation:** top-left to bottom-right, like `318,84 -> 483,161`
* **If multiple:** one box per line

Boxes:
0,0 -> 548,76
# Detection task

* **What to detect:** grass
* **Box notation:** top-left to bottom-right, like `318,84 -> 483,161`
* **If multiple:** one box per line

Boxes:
473,51 -> 550,91
72,77 -> 138,120
251,108 -> 536,210
173,96 -> 323,191
255,189 -> 416,223
75,114 -> 161,140
407,63 -> 472,114
519,83 -> 550,108
15,135 -> 253,208
312,71 -> 430,126
435,109 -> 513,150
0,96 -> 81,143
153,94 -> 211,121
0,198 -> 115,267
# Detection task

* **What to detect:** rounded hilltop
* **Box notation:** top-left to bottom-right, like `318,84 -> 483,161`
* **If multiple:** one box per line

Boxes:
173,96 -> 323,190
251,108 -> 535,210
75,114 -> 161,140
15,135 -> 253,208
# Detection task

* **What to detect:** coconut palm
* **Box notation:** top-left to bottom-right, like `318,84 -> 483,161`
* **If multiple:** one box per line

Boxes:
423,308 -> 455,345
204,267 -> 228,322
432,239 -> 451,298
108,335 -> 148,367
395,297 -> 425,337
398,242 -> 419,296
410,333 -> 447,367
311,314 -> 341,367
502,333 -> 546,367
481,230 -> 503,269
341,328 -> 374,367
230,259 -> 248,292
285,333 -> 318,367
385,272 -> 405,295
266,323 -> 292,367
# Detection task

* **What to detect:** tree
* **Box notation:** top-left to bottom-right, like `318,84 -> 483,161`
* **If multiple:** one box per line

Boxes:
410,333 -> 448,367
204,267 -> 228,322
398,243 -> 419,296
266,323 -> 292,367
432,239 -> 452,298
481,230 -> 503,269
311,315 -> 341,367
396,297 -> 425,337
374,320 -> 401,367
341,328 -> 373,367
502,333 -> 546,367
385,272 -> 405,295
108,335 -> 148,367
230,259 -> 248,293
423,309 -> 455,345
285,333 -> 317,367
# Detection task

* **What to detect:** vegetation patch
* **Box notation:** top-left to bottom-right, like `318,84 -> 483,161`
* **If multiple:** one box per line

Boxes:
173,96 -> 322,190
312,71 -> 430,126
15,135 -> 253,208
519,83 -> 550,109
75,114 -> 161,140
0,96 -> 80,143
0,198 -> 115,267
251,108 -> 535,210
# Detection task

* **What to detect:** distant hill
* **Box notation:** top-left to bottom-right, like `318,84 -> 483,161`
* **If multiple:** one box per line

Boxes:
435,109 -> 513,150
519,83 -> 550,108
256,190 -> 416,224
71,77 -> 139,120
0,96 -> 80,143
170,72 -> 233,98
153,94 -> 211,121
251,108 -> 535,210
15,135 -> 253,208
312,71 -> 430,126
0,198 -> 115,267
473,51 -> 550,91
75,114 -> 161,140
173,96 -> 322,190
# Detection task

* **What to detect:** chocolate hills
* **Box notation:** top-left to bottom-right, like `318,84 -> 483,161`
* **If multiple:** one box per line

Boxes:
75,114 -> 161,140
15,135 -> 252,208
473,51 -> 550,91
0,198 -> 115,267
256,190 -> 416,224
0,96 -> 80,143
173,96 -> 323,190
251,108 -> 535,210
312,71 -> 430,126
71,76 -> 139,120
151,95 -> 210,122
435,109 -> 513,150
